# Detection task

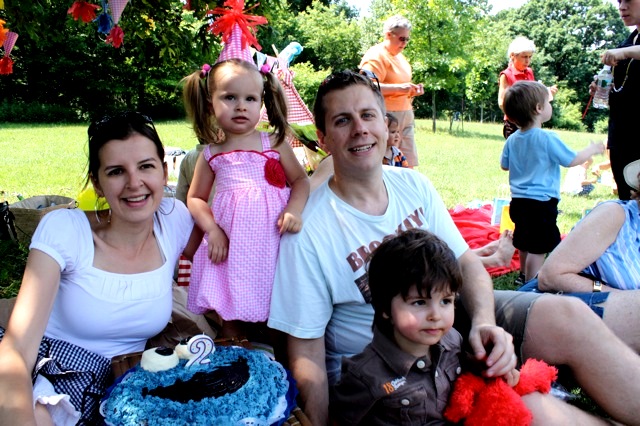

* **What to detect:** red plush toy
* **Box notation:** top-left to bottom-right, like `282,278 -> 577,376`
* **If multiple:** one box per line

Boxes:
444,359 -> 558,426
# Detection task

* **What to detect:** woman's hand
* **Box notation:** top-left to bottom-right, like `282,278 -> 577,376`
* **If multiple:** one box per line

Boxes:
206,224 -> 229,263
278,210 -> 303,234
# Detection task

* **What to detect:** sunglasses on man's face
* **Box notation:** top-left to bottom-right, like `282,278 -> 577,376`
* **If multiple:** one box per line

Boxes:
393,33 -> 410,43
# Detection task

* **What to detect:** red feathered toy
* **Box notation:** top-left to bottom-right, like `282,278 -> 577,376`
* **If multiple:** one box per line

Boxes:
444,359 -> 558,426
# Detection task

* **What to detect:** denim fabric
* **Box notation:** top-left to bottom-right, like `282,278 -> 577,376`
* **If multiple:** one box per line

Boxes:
518,279 -> 611,318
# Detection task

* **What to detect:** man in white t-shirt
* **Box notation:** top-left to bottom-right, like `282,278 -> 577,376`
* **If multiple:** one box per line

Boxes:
268,70 -> 640,426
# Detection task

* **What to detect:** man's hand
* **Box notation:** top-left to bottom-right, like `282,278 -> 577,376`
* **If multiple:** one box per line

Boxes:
468,323 -> 517,378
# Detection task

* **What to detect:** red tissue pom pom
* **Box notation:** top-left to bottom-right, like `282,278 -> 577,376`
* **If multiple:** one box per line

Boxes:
106,25 -> 124,48
0,57 -> 14,75
264,158 -> 286,188
67,1 -> 100,24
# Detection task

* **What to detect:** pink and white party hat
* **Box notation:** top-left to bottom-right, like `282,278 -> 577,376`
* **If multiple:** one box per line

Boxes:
208,0 -> 267,66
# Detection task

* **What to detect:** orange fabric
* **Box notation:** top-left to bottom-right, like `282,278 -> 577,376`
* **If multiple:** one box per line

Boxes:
360,43 -> 412,111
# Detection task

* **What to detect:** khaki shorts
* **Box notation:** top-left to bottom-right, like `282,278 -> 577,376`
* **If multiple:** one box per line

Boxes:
454,290 -> 542,363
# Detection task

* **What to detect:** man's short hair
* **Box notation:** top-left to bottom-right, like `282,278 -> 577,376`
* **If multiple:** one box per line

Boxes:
313,70 -> 385,134
367,229 -> 462,338
503,81 -> 549,128
383,15 -> 412,34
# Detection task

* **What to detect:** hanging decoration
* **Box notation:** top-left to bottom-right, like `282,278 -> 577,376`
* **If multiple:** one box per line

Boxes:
0,19 -> 8,46
105,0 -> 128,48
209,0 -> 267,64
67,1 -> 100,23
66,0 -> 128,48
95,0 -> 113,34
0,31 -> 18,75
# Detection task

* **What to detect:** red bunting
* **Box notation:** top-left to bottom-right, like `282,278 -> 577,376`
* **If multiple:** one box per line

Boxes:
0,56 -> 13,75
67,1 -> 100,24
106,25 -> 124,48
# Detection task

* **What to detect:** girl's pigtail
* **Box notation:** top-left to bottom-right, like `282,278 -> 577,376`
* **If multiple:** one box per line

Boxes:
181,68 -> 219,144
262,71 -> 290,147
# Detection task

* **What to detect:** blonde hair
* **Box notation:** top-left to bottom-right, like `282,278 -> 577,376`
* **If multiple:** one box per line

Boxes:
507,36 -> 536,60
503,81 -> 548,128
181,58 -> 290,147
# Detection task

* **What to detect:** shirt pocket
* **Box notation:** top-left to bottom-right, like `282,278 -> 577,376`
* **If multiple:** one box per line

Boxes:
378,384 -> 431,425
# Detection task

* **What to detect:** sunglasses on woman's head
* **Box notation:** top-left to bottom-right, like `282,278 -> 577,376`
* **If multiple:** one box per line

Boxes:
89,111 -> 155,138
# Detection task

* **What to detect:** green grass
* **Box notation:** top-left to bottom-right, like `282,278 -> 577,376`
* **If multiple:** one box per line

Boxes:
0,119 -> 610,294
0,119 -> 609,413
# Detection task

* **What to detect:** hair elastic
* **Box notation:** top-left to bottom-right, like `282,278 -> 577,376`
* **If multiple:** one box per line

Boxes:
260,63 -> 271,75
200,63 -> 211,78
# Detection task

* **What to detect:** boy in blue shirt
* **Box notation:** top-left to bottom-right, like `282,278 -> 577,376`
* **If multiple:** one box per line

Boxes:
501,81 -> 604,283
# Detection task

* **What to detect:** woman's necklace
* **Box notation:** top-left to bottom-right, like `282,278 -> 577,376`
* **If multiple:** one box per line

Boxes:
612,32 -> 639,93
612,60 -> 633,93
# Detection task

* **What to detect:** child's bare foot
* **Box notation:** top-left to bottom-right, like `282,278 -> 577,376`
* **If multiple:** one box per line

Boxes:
494,230 -> 516,266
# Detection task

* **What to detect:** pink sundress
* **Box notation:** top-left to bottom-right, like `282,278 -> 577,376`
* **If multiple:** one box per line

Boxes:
188,132 -> 291,322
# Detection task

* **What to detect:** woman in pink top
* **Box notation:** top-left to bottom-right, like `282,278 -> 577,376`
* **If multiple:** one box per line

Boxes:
360,15 -> 424,168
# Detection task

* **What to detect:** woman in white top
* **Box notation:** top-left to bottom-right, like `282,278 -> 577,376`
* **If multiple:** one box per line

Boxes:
0,112 -> 199,425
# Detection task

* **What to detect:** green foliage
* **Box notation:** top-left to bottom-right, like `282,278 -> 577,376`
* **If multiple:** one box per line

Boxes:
293,1 -> 362,70
593,116 -> 609,134
0,240 -> 28,298
0,100 -> 81,123
289,62 -> 331,108
549,84 -> 587,132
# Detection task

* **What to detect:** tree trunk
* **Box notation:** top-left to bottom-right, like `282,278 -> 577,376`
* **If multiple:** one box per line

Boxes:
431,91 -> 436,133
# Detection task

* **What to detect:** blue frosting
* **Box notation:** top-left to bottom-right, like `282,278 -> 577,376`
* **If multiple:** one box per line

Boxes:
102,346 -> 291,426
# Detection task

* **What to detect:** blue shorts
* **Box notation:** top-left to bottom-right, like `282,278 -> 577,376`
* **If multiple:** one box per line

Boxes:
518,279 -> 610,318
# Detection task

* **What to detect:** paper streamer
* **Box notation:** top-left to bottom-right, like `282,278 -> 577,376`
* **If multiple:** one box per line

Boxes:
3,32 -> 18,56
109,0 -> 129,25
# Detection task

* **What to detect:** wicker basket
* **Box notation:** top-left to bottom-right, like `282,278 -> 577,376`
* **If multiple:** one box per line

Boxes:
9,195 -> 76,243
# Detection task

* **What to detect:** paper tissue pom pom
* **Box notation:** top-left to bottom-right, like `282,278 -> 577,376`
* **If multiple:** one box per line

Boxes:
106,25 -> 124,48
0,19 -> 7,46
68,1 -> 100,24
96,10 -> 113,34
0,56 -> 13,75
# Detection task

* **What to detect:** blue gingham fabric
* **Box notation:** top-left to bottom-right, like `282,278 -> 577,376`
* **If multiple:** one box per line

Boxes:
0,327 -> 111,425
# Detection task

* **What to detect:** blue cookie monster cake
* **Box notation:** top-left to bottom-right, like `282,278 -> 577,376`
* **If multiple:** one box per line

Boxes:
101,345 -> 296,426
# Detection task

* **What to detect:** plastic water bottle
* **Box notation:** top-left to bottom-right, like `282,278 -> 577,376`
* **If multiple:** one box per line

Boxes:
593,65 -> 612,109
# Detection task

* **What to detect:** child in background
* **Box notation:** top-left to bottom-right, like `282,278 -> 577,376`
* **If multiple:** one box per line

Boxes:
382,112 -> 409,168
501,81 -> 604,284
176,139 -> 211,205
183,58 -> 309,338
498,36 -> 557,139
330,229 -> 465,424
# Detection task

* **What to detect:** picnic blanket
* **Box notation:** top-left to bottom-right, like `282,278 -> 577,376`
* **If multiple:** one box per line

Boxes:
449,204 -> 520,277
